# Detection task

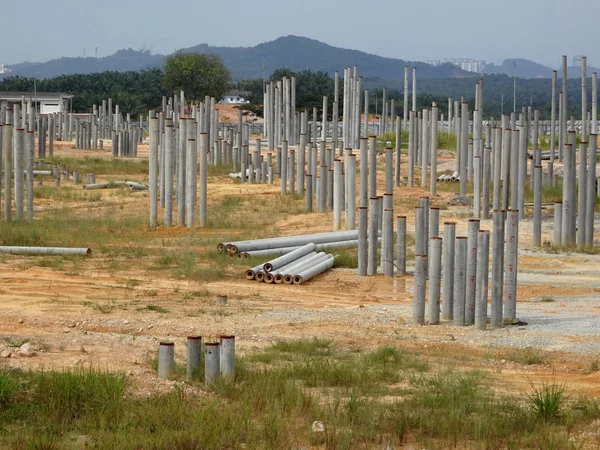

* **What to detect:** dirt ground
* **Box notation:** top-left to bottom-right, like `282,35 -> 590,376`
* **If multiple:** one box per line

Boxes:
1,138 -> 599,402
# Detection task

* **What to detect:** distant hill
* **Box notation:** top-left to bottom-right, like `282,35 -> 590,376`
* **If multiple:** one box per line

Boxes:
4,37 -> 598,82
3,36 -> 468,81
485,58 -> 600,79
5,48 -> 165,79
179,35 -> 469,80
485,58 -> 553,78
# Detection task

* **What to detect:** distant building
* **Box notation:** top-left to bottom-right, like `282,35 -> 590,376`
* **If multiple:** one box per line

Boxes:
425,58 -> 486,75
220,90 -> 251,104
0,64 -> 8,74
0,92 -> 73,115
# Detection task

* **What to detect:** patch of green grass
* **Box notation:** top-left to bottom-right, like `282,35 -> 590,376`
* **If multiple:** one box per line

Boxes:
30,367 -> 126,422
4,337 -> 30,348
333,249 -> 358,268
538,296 -> 556,303
376,130 -> 409,151
181,288 -> 211,300
137,304 -> 169,313
0,368 -> 21,404
0,207 -> 147,250
524,180 -> 563,204
82,301 -> 116,314
208,163 -> 234,177
270,337 -> 334,356
499,348 -> 549,366
0,344 -> 597,449
543,242 -> 600,255
527,380 -> 566,422
589,360 -> 599,373
153,247 -> 232,282
45,156 -> 148,176
34,186 -> 104,202
437,131 -> 459,151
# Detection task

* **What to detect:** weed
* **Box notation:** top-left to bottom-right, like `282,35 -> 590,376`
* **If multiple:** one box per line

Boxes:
527,380 -> 566,421
500,348 -> 548,366
0,344 -> 595,448
45,156 -> 148,176
0,368 -> 20,404
138,304 -> 169,314
333,249 -> 358,268
83,301 -> 115,314
524,181 -> 563,204
29,367 -> 126,422
182,289 -> 211,300
4,337 -> 30,348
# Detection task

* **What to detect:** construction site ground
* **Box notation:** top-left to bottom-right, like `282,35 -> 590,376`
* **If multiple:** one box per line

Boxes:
1,138 -> 599,404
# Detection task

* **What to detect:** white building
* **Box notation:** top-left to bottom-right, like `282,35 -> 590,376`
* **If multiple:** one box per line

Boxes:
220,90 -> 251,104
0,92 -> 73,115
425,58 -> 486,75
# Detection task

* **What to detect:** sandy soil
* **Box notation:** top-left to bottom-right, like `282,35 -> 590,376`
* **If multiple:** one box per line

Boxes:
1,139 -> 599,400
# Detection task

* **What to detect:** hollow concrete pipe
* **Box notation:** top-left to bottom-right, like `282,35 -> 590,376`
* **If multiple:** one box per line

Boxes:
0,246 -> 92,256
465,219 -> 480,325
427,237 -> 442,324
264,252 -> 317,283
186,336 -> 202,381
224,230 -> 362,254
474,230 -> 490,331
413,254 -> 427,325
293,254 -> 335,285
204,342 -> 220,386
553,202 -> 563,246
263,243 -> 316,272
452,236 -> 468,327
441,222 -> 456,321
280,252 -> 329,284
158,342 -> 175,380
220,336 -> 235,380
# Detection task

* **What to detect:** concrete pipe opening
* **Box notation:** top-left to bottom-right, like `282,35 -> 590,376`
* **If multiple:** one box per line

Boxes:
274,274 -> 285,284
265,273 -> 275,283
292,275 -> 304,285
283,274 -> 294,284
245,270 -> 256,280
255,272 -> 265,282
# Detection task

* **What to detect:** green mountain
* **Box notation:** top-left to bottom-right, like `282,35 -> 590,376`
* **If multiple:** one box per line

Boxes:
4,36 -> 468,81
179,35 -> 468,80
485,58 -> 600,79
6,48 -> 165,79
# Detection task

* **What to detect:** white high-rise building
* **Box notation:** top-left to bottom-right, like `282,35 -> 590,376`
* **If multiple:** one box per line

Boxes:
425,58 -> 486,75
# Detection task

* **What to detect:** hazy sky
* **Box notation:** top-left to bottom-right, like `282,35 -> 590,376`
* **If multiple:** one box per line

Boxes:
2,0 -> 599,67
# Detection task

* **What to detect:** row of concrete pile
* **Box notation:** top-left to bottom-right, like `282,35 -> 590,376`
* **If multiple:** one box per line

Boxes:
158,335 -> 235,386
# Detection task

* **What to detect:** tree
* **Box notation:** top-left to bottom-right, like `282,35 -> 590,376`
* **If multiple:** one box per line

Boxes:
163,53 -> 231,106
